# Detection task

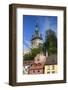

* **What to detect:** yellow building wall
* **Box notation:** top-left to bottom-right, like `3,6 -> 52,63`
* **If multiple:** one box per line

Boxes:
44,65 -> 57,74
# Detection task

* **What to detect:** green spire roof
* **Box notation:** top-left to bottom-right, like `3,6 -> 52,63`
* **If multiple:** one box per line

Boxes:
31,24 -> 43,41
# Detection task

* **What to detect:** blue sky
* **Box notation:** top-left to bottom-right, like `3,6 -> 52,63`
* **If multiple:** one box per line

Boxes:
23,15 -> 57,50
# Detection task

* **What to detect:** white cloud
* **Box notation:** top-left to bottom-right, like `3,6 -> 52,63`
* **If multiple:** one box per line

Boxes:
24,40 -> 31,49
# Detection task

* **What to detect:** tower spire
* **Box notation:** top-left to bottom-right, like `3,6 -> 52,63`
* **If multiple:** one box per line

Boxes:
35,24 -> 39,37
31,23 -> 43,48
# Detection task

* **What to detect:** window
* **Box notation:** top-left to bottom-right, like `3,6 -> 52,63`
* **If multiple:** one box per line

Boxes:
33,70 -> 35,73
47,66 -> 50,70
47,72 -> 50,74
37,59 -> 39,61
38,70 -> 40,72
52,71 -> 55,73
30,64 -> 32,66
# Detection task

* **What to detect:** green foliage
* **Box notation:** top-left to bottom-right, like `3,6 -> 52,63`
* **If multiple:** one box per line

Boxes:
31,47 -> 41,57
23,47 -> 41,60
44,29 -> 57,55
23,53 -> 32,60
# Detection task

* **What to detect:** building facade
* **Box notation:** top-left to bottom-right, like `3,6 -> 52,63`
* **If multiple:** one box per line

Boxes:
44,54 -> 57,74
28,63 -> 44,74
